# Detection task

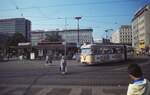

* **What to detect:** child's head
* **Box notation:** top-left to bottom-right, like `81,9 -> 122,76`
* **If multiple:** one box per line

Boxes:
128,63 -> 143,79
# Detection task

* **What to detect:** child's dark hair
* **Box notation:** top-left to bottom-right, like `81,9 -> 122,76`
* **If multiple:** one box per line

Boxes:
128,64 -> 143,78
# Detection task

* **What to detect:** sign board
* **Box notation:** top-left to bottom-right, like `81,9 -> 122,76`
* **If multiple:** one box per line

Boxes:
18,42 -> 31,46
30,53 -> 35,60
38,50 -> 43,56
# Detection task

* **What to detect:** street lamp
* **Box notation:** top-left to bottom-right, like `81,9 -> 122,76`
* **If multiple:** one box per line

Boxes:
75,16 -> 82,48
105,29 -> 113,39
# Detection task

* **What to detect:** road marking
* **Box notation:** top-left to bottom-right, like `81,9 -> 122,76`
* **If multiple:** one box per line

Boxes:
69,88 -> 81,95
113,67 -> 127,71
36,87 -> 52,95
81,88 -> 92,95
0,84 -> 127,95
92,87 -> 104,95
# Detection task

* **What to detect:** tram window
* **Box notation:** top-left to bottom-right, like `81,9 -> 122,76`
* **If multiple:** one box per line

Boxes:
112,47 -> 122,54
127,47 -> 134,53
108,49 -> 113,54
99,48 -> 103,54
92,49 -> 97,54
103,48 -> 110,54
112,48 -> 116,53
117,48 -> 119,53
81,48 -> 91,54
117,47 -> 123,54
93,48 -> 101,54
97,49 -> 101,54
100,48 -> 104,54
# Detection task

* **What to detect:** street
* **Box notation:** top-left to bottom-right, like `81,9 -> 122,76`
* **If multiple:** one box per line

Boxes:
0,56 -> 150,95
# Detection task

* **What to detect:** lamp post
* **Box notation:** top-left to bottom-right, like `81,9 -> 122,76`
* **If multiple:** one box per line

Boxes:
75,16 -> 82,48
105,29 -> 113,39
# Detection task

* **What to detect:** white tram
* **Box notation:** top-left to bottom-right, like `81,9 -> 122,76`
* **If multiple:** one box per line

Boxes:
80,44 -> 134,65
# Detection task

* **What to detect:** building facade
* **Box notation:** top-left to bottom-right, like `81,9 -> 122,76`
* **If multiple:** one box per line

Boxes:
111,30 -> 120,43
132,4 -> 150,51
31,30 -> 45,46
0,18 -> 31,41
59,29 -> 93,45
31,28 -> 93,46
111,25 -> 132,44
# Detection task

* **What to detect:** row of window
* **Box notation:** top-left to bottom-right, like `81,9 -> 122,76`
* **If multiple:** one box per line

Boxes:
132,19 -> 144,29
92,47 -> 124,54
120,36 -> 132,38
120,28 -> 131,32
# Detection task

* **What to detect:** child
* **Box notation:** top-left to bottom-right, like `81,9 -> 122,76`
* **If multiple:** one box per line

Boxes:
127,63 -> 150,95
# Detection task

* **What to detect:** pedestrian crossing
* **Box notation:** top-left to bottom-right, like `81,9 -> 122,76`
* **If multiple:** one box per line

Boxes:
0,84 -> 127,95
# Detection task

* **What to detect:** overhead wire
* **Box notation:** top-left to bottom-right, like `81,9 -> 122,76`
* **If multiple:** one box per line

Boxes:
2,0 -> 137,30
0,0 -> 139,12
9,0 -> 24,17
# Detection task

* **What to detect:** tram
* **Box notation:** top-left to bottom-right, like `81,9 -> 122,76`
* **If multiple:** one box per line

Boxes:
80,44 -> 134,65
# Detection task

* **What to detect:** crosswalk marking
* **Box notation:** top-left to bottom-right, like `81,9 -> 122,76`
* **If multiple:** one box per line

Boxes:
69,88 -> 81,95
92,87 -> 104,95
36,87 -> 52,95
0,84 -> 127,95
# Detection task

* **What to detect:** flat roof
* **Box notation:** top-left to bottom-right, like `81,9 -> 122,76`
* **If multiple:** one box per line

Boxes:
132,4 -> 150,21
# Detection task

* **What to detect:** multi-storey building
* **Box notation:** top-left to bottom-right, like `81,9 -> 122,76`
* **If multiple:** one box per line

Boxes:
111,30 -> 120,43
0,18 -> 31,41
111,25 -> 132,44
59,29 -> 93,45
132,4 -> 150,51
31,30 -> 45,46
31,29 -> 93,46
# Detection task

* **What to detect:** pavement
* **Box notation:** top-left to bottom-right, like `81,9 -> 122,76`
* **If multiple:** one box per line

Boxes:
0,56 -> 150,95
0,84 -> 127,95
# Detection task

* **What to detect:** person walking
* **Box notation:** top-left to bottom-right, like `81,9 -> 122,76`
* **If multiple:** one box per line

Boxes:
127,63 -> 150,95
46,55 -> 52,64
46,55 -> 49,64
60,56 -> 67,74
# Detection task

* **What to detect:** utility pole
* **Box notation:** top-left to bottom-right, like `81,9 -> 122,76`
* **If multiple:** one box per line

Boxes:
75,16 -> 82,48
105,29 -> 113,39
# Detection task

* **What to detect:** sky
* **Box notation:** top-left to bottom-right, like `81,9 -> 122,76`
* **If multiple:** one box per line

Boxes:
0,0 -> 149,40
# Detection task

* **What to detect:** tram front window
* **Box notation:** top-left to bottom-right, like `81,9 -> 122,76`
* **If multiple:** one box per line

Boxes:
81,48 -> 91,55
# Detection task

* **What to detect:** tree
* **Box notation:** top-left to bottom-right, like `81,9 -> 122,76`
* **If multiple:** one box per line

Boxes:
8,32 -> 27,46
0,33 -> 10,48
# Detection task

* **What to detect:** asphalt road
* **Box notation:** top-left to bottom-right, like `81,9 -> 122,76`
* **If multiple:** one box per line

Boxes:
0,56 -> 150,95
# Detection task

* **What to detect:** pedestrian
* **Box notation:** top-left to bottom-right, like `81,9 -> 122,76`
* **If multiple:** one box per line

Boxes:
46,55 -> 49,64
127,63 -> 150,95
46,55 -> 52,64
49,55 -> 52,64
60,56 -> 67,74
